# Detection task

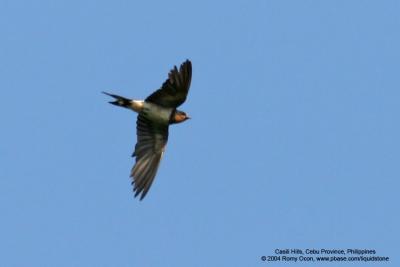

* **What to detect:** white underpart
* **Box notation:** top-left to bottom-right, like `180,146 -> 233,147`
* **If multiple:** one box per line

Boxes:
142,102 -> 174,124
129,100 -> 145,113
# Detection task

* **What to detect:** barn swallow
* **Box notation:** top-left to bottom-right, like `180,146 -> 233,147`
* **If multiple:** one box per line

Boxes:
104,60 -> 192,200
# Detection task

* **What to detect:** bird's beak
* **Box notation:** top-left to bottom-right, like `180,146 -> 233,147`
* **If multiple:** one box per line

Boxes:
186,116 -> 191,120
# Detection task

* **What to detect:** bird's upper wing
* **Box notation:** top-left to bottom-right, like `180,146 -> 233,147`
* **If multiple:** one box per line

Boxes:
145,60 -> 192,108
131,114 -> 169,200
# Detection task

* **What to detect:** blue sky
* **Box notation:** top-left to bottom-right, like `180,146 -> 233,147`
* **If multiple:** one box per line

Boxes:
1,1 -> 399,266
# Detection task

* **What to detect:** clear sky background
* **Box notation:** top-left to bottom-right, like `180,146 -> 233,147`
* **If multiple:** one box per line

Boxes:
1,1 -> 399,266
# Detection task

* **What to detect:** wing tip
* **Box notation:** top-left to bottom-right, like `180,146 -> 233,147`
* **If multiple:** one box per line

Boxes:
132,181 -> 150,200
182,59 -> 192,69
130,151 -> 163,201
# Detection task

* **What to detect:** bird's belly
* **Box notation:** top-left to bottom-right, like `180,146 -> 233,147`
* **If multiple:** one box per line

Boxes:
142,102 -> 173,124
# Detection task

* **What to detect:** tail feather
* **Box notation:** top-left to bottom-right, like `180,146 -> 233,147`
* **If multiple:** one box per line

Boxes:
102,91 -> 132,108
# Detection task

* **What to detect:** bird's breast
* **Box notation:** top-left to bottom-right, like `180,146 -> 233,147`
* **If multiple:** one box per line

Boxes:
142,102 -> 173,124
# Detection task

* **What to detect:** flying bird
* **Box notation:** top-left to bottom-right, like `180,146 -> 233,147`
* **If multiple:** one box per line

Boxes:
104,60 -> 192,200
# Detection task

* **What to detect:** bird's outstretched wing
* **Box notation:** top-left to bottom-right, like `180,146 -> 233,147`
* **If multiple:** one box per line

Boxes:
131,114 -> 169,200
145,60 -> 192,108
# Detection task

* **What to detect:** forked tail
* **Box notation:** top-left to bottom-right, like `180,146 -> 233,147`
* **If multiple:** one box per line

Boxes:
102,91 -> 132,108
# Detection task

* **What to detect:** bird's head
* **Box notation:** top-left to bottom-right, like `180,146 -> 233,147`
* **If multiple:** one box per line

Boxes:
171,110 -> 191,124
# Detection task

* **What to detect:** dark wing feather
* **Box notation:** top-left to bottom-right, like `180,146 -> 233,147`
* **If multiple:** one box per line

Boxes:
131,114 -> 168,200
145,60 -> 192,108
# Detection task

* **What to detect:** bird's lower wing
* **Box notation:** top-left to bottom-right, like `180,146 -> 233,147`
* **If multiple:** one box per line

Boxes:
131,114 -> 168,200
